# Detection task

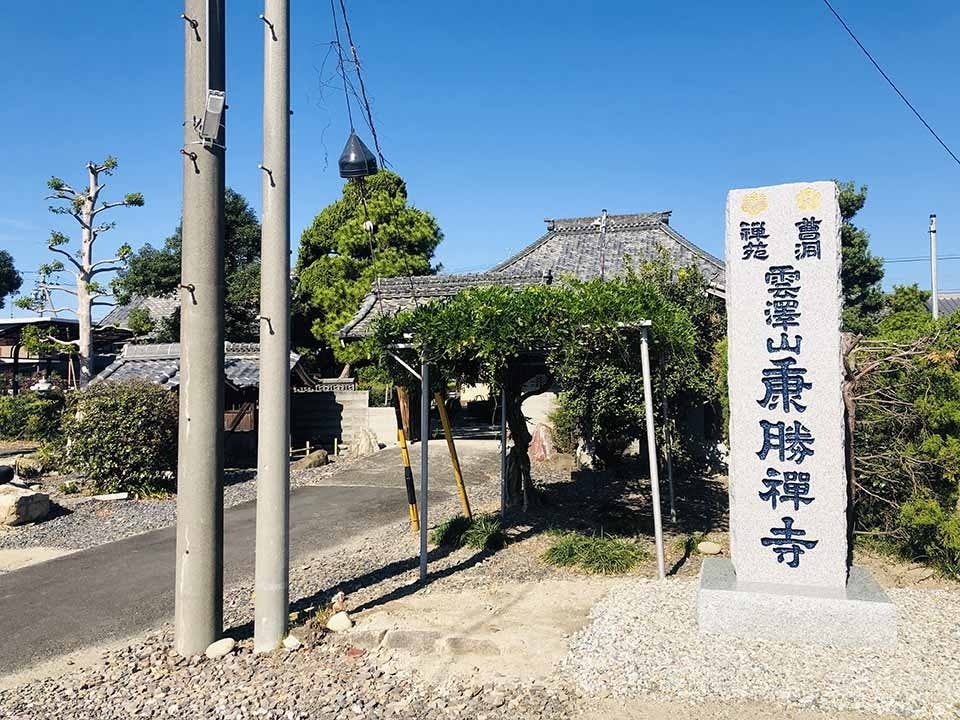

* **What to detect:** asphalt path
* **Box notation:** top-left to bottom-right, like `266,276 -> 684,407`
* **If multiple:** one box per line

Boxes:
0,482 -> 443,675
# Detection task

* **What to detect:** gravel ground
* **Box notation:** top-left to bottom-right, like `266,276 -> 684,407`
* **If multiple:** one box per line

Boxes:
0,627 -> 582,720
0,461 -> 353,551
3,452 -> 958,719
561,579 -> 960,719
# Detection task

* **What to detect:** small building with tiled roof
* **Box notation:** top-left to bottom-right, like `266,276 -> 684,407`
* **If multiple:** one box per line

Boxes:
92,342 -> 305,390
99,294 -> 178,338
339,210 -> 724,340
926,293 -> 960,318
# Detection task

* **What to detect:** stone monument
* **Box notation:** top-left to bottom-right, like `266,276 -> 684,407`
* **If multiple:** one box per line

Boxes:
698,181 -> 897,646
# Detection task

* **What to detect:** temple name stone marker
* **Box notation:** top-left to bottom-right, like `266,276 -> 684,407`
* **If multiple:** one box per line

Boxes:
698,181 -> 897,647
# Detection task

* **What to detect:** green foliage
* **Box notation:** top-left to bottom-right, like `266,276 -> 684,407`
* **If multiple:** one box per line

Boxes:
62,381 -> 178,495
712,337 -> 730,444
431,513 -> 505,551
294,171 -> 442,360
852,285 -> 960,576
115,188 -> 261,341
838,182 -> 885,335
0,250 -> 23,308
126,307 -> 155,338
0,392 -> 65,441
541,531 -> 649,574
548,401 -> 578,454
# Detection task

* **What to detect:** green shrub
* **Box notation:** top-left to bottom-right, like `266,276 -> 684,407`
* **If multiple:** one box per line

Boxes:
63,381 -> 178,495
431,513 -> 505,551
548,397 -> 578,455
431,514 -> 473,547
0,391 -> 65,441
897,494 -> 960,575
542,531 -> 648,574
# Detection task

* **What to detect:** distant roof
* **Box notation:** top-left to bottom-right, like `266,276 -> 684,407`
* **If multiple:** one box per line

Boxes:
339,272 -> 546,340
492,211 -> 725,290
339,210 -> 725,339
92,342 -> 300,390
926,293 -> 960,317
99,294 -> 178,335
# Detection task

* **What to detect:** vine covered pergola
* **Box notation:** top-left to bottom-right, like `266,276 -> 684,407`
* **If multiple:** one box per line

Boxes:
370,260 -> 725,510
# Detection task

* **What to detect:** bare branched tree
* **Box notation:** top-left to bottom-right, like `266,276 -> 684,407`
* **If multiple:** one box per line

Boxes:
17,157 -> 143,382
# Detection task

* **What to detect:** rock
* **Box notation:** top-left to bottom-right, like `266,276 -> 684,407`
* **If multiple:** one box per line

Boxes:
529,424 -> 555,463
902,565 -> 935,584
15,454 -> 43,480
697,540 -> 722,555
331,590 -> 346,613
349,429 -> 379,459
0,483 -> 50,526
0,465 -> 13,484
292,449 -> 329,471
326,612 -> 353,632
282,634 -> 301,650
204,638 -> 236,659
92,492 -> 130,502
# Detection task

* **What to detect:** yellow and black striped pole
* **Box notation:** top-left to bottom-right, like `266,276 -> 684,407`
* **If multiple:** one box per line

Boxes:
397,427 -> 419,532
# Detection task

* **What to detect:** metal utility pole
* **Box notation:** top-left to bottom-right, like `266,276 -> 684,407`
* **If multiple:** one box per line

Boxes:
254,0 -> 290,653
419,363 -> 430,582
175,0 -> 226,656
930,214 -> 939,320
639,322 -> 666,580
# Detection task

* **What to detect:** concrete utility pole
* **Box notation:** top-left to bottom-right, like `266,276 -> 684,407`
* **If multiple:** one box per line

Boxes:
930,214 -> 939,320
254,0 -> 291,653
175,0 -> 227,656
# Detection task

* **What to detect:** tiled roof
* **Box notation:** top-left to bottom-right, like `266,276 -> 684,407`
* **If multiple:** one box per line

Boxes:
338,272 -> 547,340
926,293 -> 960,317
99,294 -> 179,336
91,342 -> 300,390
339,210 -> 725,339
491,211 -> 725,289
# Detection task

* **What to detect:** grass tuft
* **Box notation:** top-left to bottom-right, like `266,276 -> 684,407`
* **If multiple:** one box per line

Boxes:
462,513 -> 505,551
542,531 -> 648,574
431,513 -> 505,551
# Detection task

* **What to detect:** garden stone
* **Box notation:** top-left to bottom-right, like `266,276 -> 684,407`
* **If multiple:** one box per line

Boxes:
0,465 -> 13,484
0,483 -> 50,526
282,634 -> 301,650
204,638 -> 235,659
293,449 -> 329,471
14,455 -> 43,480
349,430 -> 379,459
696,541 -> 721,556
326,612 -> 353,632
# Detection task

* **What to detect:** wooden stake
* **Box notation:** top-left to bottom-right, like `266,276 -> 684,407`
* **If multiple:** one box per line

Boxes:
434,391 -> 472,519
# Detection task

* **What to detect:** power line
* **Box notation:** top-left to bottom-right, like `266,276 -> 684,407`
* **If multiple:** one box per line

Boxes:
337,0 -> 386,168
820,0 -> 960,169
329,0 -> 354,131
882,254 -> 960,264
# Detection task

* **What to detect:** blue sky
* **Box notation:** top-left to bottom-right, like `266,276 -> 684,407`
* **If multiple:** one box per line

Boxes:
1,0 -> 958,316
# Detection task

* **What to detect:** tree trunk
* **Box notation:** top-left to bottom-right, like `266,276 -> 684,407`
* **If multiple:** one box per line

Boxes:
76,273 -> 94,384
503,375 -> 537,510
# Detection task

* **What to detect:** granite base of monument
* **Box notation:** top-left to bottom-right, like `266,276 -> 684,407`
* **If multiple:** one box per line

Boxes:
697,558 -> 897,647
